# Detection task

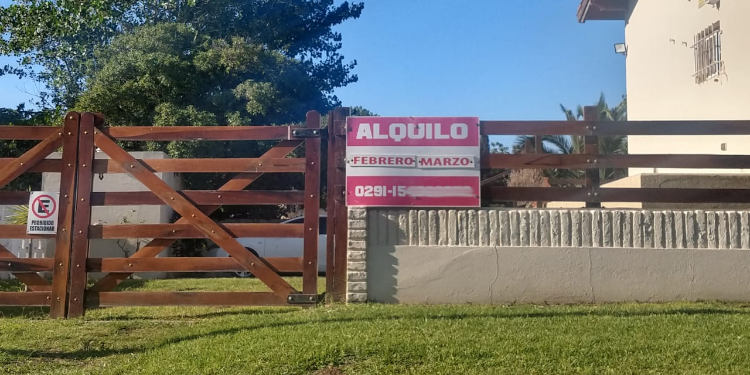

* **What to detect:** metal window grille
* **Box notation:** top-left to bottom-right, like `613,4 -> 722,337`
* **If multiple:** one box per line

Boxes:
693,21 -> 723,84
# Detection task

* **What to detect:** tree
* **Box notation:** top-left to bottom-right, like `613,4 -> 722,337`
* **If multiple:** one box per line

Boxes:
514,94 -> 628,183
0,105 -> 54,191
0,1 -> 364,111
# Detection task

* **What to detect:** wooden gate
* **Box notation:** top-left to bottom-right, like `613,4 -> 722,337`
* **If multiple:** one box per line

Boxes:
0,111 -> 321,317
0,114 -> 80,317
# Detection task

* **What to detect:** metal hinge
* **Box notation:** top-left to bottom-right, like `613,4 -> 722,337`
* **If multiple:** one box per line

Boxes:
287,293 -> 318,304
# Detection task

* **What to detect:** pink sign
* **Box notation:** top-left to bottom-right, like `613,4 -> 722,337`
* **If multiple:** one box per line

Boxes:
347,176 -> 480,207
347,117 -> 479,147
346,116 -> 481,207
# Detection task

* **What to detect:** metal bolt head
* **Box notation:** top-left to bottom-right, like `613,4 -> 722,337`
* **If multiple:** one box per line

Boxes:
73,297 -> 79,302
250,262 -> 255,267
130,164 -> 135,168
76,264 -> 81,268
217,195 -> 222,199
58,262 -> 63,267
82,164 -> 86,167
128,263 -> 133,267
84,131 -> 88,135
56,297 -> 61,302
67,132 -> 72,135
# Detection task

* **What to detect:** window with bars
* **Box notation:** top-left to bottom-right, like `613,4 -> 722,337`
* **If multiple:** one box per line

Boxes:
693,21 -> 723,84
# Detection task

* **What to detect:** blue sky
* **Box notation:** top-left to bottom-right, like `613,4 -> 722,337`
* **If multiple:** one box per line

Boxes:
0,0 -> 626,122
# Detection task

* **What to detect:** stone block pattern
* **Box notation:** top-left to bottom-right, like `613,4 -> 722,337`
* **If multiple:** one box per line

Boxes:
366,208 -> 750,250
346,207 -> 368,303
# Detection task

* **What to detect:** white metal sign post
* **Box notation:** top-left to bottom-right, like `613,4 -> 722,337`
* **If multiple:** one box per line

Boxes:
26,192 -> 60,235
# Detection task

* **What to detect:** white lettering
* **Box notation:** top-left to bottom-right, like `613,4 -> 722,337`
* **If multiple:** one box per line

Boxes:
373,123 -> 389,139
356,123 -> 372,139
450,123 -> 469,139
389,123 -> 407,142
407,123 -> 425,139
434,123 -> 450,139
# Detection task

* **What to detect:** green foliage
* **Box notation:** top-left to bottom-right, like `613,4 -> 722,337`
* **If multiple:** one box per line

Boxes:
6,204 -> 28,225
515,94 -> 628,184
0,105 -> 55,191
0,1 -> 364,111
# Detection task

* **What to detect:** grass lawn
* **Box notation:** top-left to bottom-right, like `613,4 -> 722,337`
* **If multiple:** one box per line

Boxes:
2,278 -> 750,374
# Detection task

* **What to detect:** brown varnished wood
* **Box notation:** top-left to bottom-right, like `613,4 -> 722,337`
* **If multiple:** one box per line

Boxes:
302,111 -> 321,294
90,190 -> 305,206
86,257 -> 302,273
88,223 -> 304,239
92,126 -> 297,297
90,140 -> 301,292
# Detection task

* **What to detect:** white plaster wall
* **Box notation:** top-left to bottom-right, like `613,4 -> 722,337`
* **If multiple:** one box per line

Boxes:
625,0 -> 750,174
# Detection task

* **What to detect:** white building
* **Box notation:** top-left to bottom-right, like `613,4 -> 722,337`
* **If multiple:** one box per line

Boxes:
578,0 -> 750,175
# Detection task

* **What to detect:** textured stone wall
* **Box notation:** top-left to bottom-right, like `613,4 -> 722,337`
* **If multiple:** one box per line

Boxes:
347,208 -> 368,302
365,209 -> 750,250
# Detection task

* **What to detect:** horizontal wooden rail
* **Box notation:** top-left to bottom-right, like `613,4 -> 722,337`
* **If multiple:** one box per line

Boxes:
0,291 -> 51,306
483,187 -> 750,203
87,291 -> 288,306
0,159 -> 61,173
0,126 -> 59,140
90,190 -> 305,206
86,257 -> 302,273
101,126 -> 298,141
88,223 -> 304,239
0,225 -> 56,239
91,158 -> 305,173
480,120 -> 750,136
484,154 -> 750,169
0,258 -> 53,272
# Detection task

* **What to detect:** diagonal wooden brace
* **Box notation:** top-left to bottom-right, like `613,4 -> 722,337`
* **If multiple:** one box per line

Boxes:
90,139 -> 302,291
92,128 -> 297,297
0,130 -> 62,189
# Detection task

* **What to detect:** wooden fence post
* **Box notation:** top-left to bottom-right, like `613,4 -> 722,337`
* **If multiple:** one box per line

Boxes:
583,106 -> 601,208
326,107 -> 349,302
303,111 -> 321,295
49,113 -> 81,318
66,113 -> 97,317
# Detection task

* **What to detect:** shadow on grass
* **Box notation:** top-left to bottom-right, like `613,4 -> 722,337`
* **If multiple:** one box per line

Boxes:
1,305 -> 749,361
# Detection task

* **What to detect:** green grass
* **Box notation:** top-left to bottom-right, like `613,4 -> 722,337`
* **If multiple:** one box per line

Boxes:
3,278 -> 750,374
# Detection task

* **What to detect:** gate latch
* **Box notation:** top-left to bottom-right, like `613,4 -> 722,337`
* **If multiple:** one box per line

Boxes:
287,293 -> 318,304
291,128 -> 322,139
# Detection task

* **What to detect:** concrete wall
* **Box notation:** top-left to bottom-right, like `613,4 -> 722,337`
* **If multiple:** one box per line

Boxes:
625,0 -> 750,175
349,207 -> 750,304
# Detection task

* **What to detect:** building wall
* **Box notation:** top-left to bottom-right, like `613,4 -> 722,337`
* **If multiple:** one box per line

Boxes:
349,207 -> 750,304
625,0 -> 750,175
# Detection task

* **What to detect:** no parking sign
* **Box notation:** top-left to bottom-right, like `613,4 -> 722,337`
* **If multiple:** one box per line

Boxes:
26,192 -> 60,234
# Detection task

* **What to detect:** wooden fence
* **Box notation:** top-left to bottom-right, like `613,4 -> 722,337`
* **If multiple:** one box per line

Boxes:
3,107 -> 750,315
1,112 -> 322,317
480,107 -> 750,206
